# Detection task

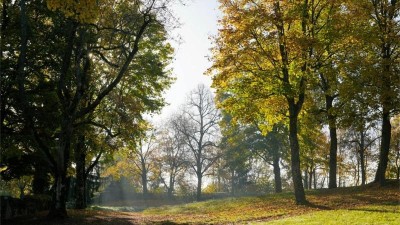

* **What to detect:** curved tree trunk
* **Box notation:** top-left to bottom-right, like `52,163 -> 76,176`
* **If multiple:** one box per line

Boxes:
288,106 -> 307,204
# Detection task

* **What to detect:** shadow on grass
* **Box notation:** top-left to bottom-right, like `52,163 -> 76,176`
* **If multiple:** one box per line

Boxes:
304,201 -> 332,210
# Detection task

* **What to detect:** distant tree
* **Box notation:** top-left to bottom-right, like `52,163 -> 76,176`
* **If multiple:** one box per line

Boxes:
171,84 -> 221,201
156,120 -> 189,198
127,128 -> 159,197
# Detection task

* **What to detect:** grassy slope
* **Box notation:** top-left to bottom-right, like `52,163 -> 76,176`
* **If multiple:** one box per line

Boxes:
6,181 -> 400,225
142,182 -> 400,224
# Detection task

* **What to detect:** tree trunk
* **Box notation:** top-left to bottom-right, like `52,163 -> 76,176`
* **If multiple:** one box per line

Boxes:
231,170 -> 235,196
313,169 -> 317,189
327,95 -> 338,189
32,162 -> 50,195
304,171 -> 308,190
359,131 -> 366,186
374,110 -> 391,186
196,172 -> 202,201
288,108 -> 307,204
48,173 -> 68,218
142,171 -> 148,197
75,135 -> 87,209
48,119 -> 72,219
167,175 -> 174,199
272,152 -> 282,193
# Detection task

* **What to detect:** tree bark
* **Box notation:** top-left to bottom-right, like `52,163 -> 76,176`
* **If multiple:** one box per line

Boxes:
48,119 -> 73,218
288,105 -> 307,204
374,110 -> 391,185
141,162 -> 148,197
359,131 -> 366,186
272,152 -> 282,193
196,172 -> 202,201
327,95 -> 338,189
75,135 -> 87,209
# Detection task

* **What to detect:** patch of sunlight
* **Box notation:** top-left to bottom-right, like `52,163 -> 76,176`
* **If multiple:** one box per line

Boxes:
254,205 -> 400,225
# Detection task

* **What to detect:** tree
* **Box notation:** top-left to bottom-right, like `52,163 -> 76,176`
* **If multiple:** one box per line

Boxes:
346,0 -> 400,185
2,0 -> 175,218
127,128 -> 159,197
156,120 -> 189,198
210,0 -> 335,204
171,84 -> 220,201
219,113 -> 255,195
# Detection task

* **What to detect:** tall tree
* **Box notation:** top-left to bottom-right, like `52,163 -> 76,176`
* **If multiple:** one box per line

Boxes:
171,84 -> 220,201
210,0 -> 334,204
345,0 -> 399,185
2,0 -> 175,218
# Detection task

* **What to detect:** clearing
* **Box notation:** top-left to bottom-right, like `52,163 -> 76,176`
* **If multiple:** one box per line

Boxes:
5,181 -> 400,224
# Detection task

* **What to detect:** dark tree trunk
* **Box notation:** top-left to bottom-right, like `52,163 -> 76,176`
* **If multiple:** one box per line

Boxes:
272,152 -> 282,193
196,172 -> 202,201
48,120 -> 72,219
308,170 -> 313,190
167,175 -> 174,199
327,95 -> 338,189
141,168 -> 148,197
313,169 -> 317,189
359,131 -> 366,186
75,135 -> 87,209
288,107 -> 307,204
32,162 -> 50,195
48,173 -> 68,218
374,110 -> 391,186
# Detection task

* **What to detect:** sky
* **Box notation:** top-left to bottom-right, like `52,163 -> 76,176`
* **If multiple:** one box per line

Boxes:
151,0 -> 221,122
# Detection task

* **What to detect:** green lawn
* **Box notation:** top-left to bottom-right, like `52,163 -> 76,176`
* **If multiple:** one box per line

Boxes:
261,205 -> 400,225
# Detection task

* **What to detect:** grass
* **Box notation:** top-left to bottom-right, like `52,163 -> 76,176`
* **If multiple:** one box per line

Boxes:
262,204 -> 400,225
5,180 -> 400,224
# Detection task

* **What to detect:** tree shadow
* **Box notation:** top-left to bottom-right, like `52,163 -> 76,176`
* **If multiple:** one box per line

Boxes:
304,202 -> 332,210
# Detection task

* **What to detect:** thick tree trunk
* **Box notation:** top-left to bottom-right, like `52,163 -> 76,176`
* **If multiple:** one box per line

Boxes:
272,152 -> 282,193
48,173 -> 68,218
32,162 -> 50,194
326,95 -> 338,189
374,110 -> 391,186
48,119 -> 72,219
288,110 -> 307,204
75,135 -> 87,209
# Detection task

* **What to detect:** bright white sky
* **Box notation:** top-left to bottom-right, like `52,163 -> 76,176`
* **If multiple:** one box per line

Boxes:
151,0 -> 221,122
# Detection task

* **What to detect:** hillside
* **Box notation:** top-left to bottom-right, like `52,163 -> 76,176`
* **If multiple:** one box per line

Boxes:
6,180 -> 400,225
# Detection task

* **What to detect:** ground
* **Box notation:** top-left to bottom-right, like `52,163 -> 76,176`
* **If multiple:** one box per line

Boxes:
5,181 -> 400,225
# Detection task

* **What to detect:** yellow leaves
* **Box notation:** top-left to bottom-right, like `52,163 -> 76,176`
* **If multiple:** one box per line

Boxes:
46,0 -> 99,23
